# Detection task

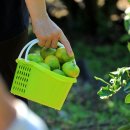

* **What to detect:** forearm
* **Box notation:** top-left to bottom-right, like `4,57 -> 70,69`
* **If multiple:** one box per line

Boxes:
25,0 -> 48,22
0,93 -> 16,130
25,0 -> 74,56
0,76 -> 16,130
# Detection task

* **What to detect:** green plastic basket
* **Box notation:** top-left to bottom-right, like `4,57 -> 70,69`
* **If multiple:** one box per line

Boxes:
11,39 -> 77,110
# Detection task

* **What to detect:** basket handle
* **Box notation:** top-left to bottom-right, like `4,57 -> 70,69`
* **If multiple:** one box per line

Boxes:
18,38 -> 64,61
18,38 -> 76,64
18,39 -> 39,60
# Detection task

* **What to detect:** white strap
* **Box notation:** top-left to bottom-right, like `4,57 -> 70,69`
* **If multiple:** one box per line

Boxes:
25,39 -> 39,61
18,39 -> 39,60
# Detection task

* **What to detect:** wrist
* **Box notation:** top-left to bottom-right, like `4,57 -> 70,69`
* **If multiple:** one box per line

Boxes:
31,12 -> 49,23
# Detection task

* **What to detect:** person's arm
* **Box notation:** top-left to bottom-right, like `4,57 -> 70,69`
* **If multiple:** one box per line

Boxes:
25,0 -> 74,57
0,75 -> 48,130
0,77 -> 16,130
0,95 -> 16,130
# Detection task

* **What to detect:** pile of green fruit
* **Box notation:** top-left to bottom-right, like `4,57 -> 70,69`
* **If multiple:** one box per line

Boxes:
27,44 -> 80,78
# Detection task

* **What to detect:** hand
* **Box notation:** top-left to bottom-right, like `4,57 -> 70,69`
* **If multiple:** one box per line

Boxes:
31,16 -> 74,57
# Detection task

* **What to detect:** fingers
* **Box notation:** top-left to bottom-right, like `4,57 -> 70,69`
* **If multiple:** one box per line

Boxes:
45,39 -> 51,48
38,36 -> 51,48
59,32 -> 74,57
51,38 -> 58,48
38,34 -> 59,49
51,34 -> 60,48
38,38 -> 46,47
37,32 -> 74,57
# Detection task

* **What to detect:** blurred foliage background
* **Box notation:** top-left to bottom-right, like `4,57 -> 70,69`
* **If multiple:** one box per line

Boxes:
28,0 -> 130,130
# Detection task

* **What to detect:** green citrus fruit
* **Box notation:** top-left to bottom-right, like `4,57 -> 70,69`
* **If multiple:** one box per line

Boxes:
45,55 -> 60,70
53,69 -> 66,76
55,48 -> 74,63
62,61 -> 80,78
40,47 -> 56,59
39,62 -> 50,70
27,53 -> 43,63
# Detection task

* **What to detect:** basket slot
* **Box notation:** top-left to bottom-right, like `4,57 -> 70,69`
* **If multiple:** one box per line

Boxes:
11,63 -> 32,94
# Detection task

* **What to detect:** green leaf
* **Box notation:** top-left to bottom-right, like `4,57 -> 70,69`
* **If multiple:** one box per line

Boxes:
94,76 -> 110,85
124,16 -> 130,33
117,67 -> 129,75
125,93 -> 130,103
110,67 -> 130,76
128,0 -> 130,3
108,73 -> 115,78
112,84 -> 121,92
97,86 -> 114,99
118,123 -> 130,130
110,71 -> 120,75
124,81 -> 130,93
127,42 -> 130,52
